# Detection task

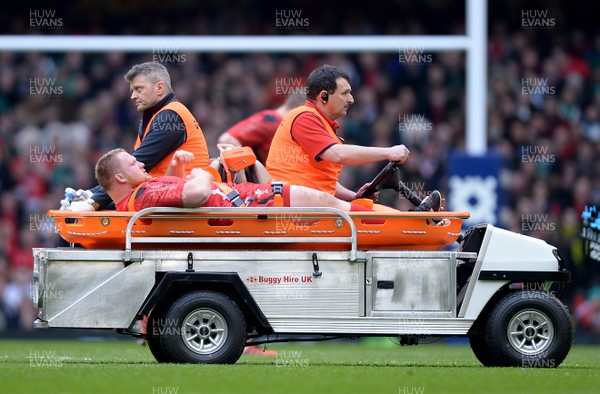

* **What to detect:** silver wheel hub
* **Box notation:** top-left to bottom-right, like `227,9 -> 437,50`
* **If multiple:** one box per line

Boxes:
507,309 -> 554,355
182,308 -> 227,355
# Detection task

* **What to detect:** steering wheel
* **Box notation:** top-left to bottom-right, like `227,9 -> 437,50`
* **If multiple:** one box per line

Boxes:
356,161 -> 399,199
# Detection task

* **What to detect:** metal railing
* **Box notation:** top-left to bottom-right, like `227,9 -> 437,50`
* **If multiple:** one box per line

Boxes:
123,206 -> 359,262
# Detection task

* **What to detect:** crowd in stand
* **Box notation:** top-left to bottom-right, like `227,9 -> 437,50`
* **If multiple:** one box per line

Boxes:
1,15 -> 599,337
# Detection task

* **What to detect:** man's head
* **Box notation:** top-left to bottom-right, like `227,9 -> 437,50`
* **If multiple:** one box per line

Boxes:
278,92 -> 307,115
306,65 -> 354,119
95,148 -> 150,192
124,62 -> 173,112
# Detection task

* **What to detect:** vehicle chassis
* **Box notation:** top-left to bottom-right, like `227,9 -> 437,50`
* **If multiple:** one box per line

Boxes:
33,207 -> 572,367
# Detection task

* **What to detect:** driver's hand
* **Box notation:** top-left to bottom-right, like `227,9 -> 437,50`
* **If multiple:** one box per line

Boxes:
387,145 -> 410,164
356,183 -> 379,202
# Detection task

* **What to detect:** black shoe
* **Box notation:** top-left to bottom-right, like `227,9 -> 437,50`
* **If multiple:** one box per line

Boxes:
413,190 -> 441,212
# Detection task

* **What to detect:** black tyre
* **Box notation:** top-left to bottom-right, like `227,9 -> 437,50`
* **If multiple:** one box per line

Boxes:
158,291 -> 246,364
146,312 -> 173,363
469,333 -> 501,367
482,291 -> 572,367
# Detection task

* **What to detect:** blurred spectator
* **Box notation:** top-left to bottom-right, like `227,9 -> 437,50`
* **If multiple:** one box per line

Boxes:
217,93 -> 306,163
574,282 -> 600,334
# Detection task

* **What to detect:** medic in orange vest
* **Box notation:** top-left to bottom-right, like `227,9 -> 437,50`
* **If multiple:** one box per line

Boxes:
67,62 -> 209,211
266,65 -> 411,202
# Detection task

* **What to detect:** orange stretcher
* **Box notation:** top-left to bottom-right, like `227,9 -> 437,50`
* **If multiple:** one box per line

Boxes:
48,206 -> 469,251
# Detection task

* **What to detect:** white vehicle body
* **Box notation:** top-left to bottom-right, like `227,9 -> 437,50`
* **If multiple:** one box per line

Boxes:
33,207 -> 572,367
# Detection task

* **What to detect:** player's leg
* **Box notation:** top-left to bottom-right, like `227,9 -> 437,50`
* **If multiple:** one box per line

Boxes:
288,185 -> 352,210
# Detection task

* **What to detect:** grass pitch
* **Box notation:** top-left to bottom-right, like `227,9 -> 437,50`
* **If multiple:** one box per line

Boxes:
0,339 -> 599,394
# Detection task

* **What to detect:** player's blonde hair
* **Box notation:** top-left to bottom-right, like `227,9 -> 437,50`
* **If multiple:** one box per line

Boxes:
95,148 -> 127,189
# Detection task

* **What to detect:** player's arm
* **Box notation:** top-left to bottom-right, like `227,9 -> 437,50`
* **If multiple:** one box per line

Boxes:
165,150 -> 195,178
321,144 -> 410,166
217,132 -> 242,148
182,169 -> 213,207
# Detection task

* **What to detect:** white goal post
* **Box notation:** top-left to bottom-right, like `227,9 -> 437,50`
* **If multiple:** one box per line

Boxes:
0,0 -> 487,154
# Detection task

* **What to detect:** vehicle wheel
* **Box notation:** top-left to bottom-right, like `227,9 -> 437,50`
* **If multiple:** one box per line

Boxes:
158,291 -> 246,364
146,312 -> 173,363
469,333 -> 500,367
483,291 -> 572,367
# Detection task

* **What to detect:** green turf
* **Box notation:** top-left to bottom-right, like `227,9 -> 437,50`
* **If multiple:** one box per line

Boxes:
0,339 -> 599,394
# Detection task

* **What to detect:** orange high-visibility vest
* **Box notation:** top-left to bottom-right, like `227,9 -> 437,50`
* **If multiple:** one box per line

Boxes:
133,101 -> 209,177
266,105 -> 343,195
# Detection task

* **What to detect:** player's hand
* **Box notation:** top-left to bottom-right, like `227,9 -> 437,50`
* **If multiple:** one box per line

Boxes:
387,145 -> 410,164
171,150 -> 195,166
